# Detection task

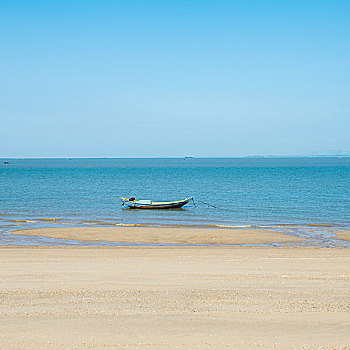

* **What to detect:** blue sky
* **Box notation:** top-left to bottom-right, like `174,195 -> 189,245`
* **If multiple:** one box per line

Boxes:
1,0 -> 349,157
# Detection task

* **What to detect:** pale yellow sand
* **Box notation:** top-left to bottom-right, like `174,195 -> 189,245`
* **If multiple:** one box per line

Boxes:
0,246 -> 349,349
12,226 -> 305,245
336,230 -> 350,241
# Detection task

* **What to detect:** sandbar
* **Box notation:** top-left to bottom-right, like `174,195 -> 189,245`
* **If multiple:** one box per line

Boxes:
12,226 -> 305,245
0,246 -> 349,349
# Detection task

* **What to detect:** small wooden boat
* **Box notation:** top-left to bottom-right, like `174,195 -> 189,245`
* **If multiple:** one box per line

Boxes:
121,197 -> 193,209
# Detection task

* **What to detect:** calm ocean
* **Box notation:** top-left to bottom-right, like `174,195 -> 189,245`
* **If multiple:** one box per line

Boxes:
1,158 -> 349,246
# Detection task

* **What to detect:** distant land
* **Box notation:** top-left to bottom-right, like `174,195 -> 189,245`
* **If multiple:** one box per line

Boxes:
243,150 -> 350,158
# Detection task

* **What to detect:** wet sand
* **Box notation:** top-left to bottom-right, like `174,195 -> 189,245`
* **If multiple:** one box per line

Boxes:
1,246 -> 349,349
12,226 -> 305,245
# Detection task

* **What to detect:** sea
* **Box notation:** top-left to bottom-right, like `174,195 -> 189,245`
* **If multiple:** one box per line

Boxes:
1,157 -> 350,247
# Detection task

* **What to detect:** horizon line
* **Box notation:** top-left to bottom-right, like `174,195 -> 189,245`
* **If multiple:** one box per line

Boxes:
1,155 -> 350,160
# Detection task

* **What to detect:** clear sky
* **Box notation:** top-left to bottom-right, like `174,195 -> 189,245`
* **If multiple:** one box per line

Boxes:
1,0 -> 349,157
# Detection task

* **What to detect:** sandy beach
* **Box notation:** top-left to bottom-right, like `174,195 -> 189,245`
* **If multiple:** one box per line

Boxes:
1,244 -> 349,349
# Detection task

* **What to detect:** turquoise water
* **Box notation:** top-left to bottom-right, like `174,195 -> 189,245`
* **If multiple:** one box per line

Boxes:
1,158 -> 350,246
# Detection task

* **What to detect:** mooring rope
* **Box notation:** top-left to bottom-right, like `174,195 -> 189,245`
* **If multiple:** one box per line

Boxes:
193,198 -> 237,212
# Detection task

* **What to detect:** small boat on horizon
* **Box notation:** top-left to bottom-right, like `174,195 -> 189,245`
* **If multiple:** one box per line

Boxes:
121,197 -> 193,209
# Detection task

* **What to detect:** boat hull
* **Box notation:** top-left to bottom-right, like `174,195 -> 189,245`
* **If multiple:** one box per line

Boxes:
121,197 -> 192,209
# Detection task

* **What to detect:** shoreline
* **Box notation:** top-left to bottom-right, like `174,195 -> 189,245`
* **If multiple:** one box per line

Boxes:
4,217 -> 342,229
1,221 -> 349,248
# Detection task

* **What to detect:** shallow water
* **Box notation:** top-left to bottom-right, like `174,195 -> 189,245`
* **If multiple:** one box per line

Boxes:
1,157 -> 349,246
